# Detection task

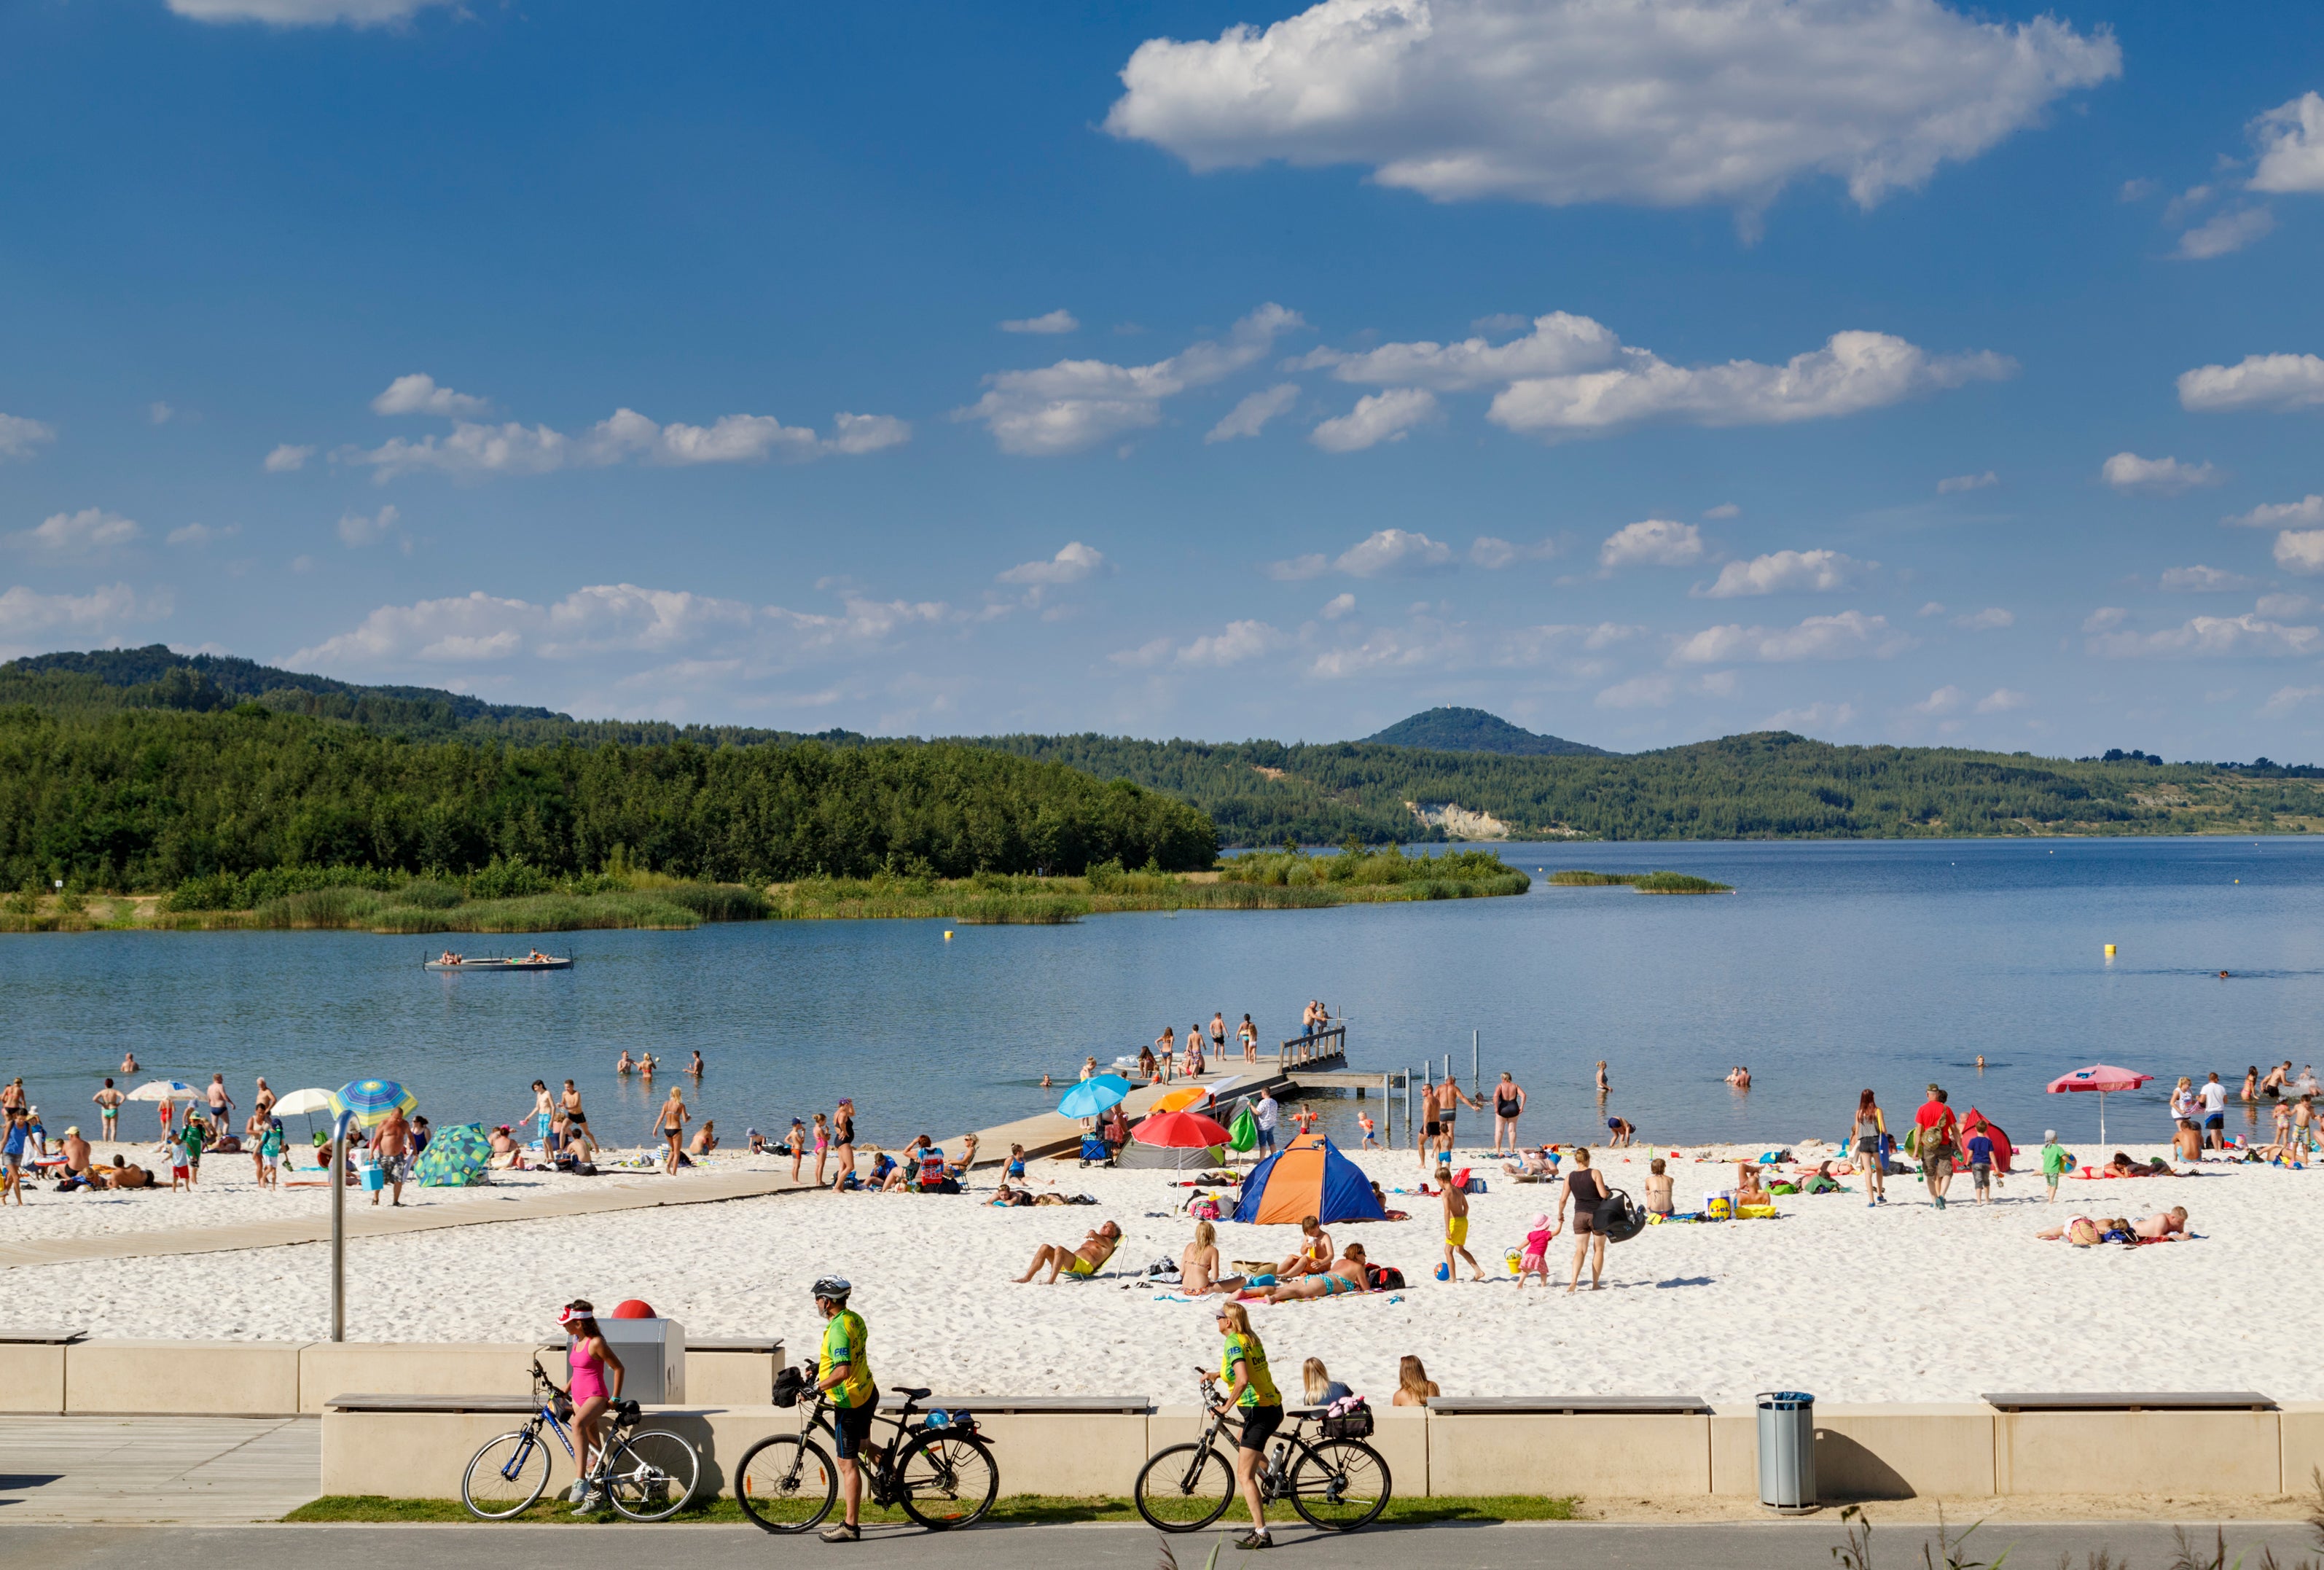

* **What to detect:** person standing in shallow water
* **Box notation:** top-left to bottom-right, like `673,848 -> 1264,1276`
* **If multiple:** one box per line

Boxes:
1492,1072 -> 1526,1154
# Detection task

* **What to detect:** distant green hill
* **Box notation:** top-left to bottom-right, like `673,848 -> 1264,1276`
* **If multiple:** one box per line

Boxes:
1364,706 -> 1611,757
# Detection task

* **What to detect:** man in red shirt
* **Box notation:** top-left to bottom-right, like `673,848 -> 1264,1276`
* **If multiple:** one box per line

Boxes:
1913,1085 -> 1959,1209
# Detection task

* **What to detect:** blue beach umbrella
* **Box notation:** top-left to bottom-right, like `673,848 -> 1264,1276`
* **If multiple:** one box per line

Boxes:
332,1078 -> 418,1130
1057,1074 -> 1131,1120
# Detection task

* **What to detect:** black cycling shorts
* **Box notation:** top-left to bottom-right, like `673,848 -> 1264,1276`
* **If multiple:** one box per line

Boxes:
1237,1402 -> 1285,1454
833,1392 -> 880,1460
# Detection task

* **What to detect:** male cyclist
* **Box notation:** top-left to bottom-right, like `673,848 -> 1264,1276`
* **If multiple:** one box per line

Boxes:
812,1276 -> 878,1543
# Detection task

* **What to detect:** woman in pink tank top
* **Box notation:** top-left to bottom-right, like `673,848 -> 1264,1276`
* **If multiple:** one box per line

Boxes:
560,1300 -> 625,1507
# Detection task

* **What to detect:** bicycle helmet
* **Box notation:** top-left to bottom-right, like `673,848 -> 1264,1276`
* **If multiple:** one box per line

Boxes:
810,1276 -> 852,1303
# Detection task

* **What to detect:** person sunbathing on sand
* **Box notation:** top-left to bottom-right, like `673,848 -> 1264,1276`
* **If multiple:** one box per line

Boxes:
1734,1162 -> 1770,1206
1503,1146 -> 1559,1182
1181,1220 -> 1245,1294
2133,1206 -> 2189,1241
1273,1215 -> 1332,1280
1015,1220 -> 1122,1283
1259,1243 -> 1368,1303
2105,1151 -> 2172,1177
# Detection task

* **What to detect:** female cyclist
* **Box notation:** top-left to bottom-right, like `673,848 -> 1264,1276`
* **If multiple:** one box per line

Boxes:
560,1300 -> 625,1512
1197,1301 -> 1283,1550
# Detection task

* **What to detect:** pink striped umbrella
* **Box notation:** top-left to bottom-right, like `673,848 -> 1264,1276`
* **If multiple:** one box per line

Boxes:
2045,1064 -> 2153,1144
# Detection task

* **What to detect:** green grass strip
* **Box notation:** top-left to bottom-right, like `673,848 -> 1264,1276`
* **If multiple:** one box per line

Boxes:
283,1492 -> 1580,1525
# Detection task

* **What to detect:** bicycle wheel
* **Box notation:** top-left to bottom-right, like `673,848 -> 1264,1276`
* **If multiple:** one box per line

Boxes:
896,1429 -> 998,1530
1288,1438 -> 1390,1531
461,1428 -> 552,1520
734,1433 -> 838,1534
600,1427 -> 700,1522
1134,1442 -> 1236,1531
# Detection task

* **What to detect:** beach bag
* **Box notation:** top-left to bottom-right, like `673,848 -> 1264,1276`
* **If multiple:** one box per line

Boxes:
771,1366 -> 807,1408
1189,1195 -> 1222,1222
1229,1105 -> 1258,1153
1364,1265 -> 1406,1291
1593,1187 -> 1646,1243
1321,1395 -> 1374,1439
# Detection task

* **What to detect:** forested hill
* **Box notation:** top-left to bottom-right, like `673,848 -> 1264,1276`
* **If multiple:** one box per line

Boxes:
1363,706 -> 1611,757
966,731 -> 2324,843
0,707 -> 1216,891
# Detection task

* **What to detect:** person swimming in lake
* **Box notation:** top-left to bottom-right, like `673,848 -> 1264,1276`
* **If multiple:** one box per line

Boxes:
689,1051 -> 704,1077
616,1050 -> 634,1076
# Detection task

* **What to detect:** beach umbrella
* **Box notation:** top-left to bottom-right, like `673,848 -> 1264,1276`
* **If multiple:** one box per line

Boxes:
270,1087 -> 335,1144
2045,1064 -> 2153,1144
1149,1085 -> 1210,1114
332,1079 -> 418,1130
123,1080 -> 197,1102
1056,1074 -> 1131,1120
1134,1109 -> 1235,1176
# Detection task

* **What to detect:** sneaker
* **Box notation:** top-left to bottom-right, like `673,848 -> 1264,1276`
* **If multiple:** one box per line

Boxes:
818,1523 -> 861,1543
1236,1530 -> 1273,1550
571,1491 -> 603,1515
1933,1195 -> 1946,1209
566,1480 -> 587,1503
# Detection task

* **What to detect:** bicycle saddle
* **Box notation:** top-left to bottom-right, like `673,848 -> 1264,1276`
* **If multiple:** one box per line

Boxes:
611,1398 -> 641,1421
894,1386 -> 932,1400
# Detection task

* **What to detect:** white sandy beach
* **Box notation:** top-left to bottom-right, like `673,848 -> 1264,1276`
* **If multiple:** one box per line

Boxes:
9,1139 -> 2319,1406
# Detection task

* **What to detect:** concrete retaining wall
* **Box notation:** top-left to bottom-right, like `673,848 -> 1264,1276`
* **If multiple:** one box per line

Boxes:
67,1339 -> 305,1415
0,1343 -> 69,1414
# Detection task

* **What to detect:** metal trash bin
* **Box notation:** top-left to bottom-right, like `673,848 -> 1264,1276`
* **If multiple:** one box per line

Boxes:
594,1316 -> 687,1404
1756,1390 -> 1816,1512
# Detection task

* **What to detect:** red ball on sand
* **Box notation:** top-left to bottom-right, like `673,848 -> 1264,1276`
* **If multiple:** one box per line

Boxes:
611,1299 -> 654,1319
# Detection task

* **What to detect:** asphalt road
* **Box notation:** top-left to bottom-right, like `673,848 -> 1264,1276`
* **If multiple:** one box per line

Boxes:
5,1519 -> 2318,1569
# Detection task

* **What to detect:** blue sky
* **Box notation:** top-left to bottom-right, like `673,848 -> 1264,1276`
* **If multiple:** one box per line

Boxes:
1,0 -> 2322,759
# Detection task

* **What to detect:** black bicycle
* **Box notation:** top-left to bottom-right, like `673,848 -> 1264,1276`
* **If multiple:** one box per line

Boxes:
460,1357 -> 700,1521
1134,1381 -> 1390,1532
732,1375 -> 998,1534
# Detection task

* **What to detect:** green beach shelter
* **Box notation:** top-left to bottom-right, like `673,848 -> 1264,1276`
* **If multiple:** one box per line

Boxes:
412,1122 -> 492,1187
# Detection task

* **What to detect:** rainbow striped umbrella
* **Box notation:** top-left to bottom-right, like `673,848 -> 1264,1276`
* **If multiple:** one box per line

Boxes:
332,1078 -> 418,1129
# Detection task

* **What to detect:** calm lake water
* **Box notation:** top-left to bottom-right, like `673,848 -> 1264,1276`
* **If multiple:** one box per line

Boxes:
4,837 -> 2320,1152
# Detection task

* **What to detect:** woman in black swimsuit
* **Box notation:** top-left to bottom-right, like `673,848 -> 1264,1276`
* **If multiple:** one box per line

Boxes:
830,1098 -> 856,1191
1557,1147 -> 1611,1293
655,1087 -> 688,1176
1492,1073 -> 1525,1154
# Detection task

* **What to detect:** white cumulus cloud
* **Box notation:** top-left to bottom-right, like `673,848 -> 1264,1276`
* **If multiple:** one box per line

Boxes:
1912,685 -> 1963,714
2082,606 -> 2128,633
1672,609 -> 1906,665
998,542 -> 1107,585
1310,388 -> 1438,451
1761,700 -> 1857,735
1467,536 -> 1554,570
958,304 -> 1303,456
1333,528 -> 1453,577
1975,688 -> 2030,713
1175,620 -> 1286,668
2249,92 -> 2324,195
1491,330 -> 2010,439
1598,518 -> 1703,570
2100,451 -> 2219,493
2175,207 -> 2275,260
167,0 -> 450,21
2274,531 -> 2324,575
2262,684 -> 2324,718
2258,594 -> 2312,620
10,508 -> 141,559
2226,495 -> 2324,528
1295,312 -> 1620,390
0,414 -> 57,461
2160,565 -> 2255,593
264,443 -> 315,473
0,582 -> 168,655
2088,613 -> 2324,659
1321,593 -> 1356,620
1104,0 -> 2118,219
1001,310 -> 1080,335
1937,470 -> 1998,493
337,504 -> 403,549
166,523 -> 238,547
1953,607 -> 2014,630
1697,549 -> 1866,598
371,374 -> 490,418
2177,354 -> 2324,414
1206,383 -> 1300,443
343,406 -> 905,480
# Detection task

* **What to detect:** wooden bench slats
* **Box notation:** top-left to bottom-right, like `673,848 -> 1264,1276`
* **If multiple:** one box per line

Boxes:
1981,1391 -> 2275,1412
1428,1395 -> 1713,1415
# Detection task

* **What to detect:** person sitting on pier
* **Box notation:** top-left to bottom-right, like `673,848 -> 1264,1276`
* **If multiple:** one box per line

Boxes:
1272,1215 -> 1333,1280
1139,1038 -> 1160,1082
1014,1219 -> 1122,1283
1259,1243 -> 1367,1303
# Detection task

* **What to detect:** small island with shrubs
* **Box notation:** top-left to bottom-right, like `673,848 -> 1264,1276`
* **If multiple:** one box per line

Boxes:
1546,869 -> 1734,894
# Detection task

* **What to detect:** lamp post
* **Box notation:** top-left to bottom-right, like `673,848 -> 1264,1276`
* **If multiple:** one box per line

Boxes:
329,1109 -> 354,1342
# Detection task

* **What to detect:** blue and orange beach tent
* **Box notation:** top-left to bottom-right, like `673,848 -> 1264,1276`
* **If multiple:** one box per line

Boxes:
1232,1133 -> 1386,1225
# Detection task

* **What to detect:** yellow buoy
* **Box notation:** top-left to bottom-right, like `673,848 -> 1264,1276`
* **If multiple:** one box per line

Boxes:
2103,943 -> 2116,958
943,930 -> 953,940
